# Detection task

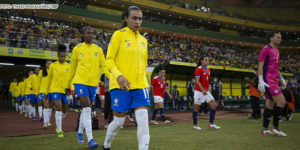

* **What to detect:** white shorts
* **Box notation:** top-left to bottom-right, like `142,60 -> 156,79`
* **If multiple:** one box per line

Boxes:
96,87 -> 100,94
153,96 -> 164,103
194,91 -> 214,105
100,95 -> 105,100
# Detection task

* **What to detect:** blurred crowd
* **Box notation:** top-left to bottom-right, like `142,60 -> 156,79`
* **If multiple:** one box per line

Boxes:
0,10 -> 299,73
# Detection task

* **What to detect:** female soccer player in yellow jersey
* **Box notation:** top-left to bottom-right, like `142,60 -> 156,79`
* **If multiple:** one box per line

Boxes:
19,77 -> 26,114
46,45 -> 70,138
28,67 -> 41,121
38,60 -> 52,128
103,6 -> 151,150
66,26 -> 109,149
24,70 -> 34,118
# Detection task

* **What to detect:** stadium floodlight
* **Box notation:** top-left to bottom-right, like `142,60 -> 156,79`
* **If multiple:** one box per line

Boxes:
0,63 -> 14,66
25,64 -> 40,68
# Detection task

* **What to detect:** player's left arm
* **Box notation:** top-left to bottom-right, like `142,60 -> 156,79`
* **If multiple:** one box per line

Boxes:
209,84 -> 212,93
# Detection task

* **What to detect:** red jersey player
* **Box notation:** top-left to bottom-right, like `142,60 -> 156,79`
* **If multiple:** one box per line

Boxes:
193,55 -> 220,130
150,67 -> 172,124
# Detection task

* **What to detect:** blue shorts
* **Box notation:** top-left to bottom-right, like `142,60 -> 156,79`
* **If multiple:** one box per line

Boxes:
16,96 -> 21,101
74,84 -> 97,102
38,93 -> 46,101
49,93 -> 69,104
110,88 -> 151,113
28,94 -> 37,103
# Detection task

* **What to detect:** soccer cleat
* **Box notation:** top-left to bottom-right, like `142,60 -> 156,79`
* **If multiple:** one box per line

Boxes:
127,114 -> 134,122
102,145 -> 110,150
75,109 -> 79,113
271,129 -> 287,137
88,139 -> 99,149
57,131 -> 64,138
150,120 -> 159,125
24,114 -> 28,118
47,122 -> 52,127
193,125 -> 201,130
164,120 -> 171,124
33,117 -> 36,121
39,117 -> 44,121
288,113 -> 293,121
43,123 -> 48,129
261,129 -> 273,135
29,115 -> 32,119
76,133 -> 84,143
208,124 -> 221,129
19,111 -> 23,115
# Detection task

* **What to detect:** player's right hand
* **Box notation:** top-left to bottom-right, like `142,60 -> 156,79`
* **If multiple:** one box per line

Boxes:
117,75 -> 131,91
258,75 -> 269,93
65,88 -> 70,95
203,90 -> 207,95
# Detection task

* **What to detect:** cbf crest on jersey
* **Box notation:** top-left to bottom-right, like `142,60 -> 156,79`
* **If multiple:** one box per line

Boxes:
113,98 -> 118,106
66,69 -> 69,72
95,52 -> 98,57
142,42 -> 145,49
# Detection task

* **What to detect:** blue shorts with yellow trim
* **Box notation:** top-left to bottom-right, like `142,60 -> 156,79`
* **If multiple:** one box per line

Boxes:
74,84 -> 97,102
28,94 -> 38,103
49,93 -> 69,104
110,88 -> 151,113
38,93 -> 46,102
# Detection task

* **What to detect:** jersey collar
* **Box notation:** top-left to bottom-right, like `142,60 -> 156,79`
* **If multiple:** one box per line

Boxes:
201,65 -> 208,74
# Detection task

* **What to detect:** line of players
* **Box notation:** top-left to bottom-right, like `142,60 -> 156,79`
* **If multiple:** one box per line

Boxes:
8,15 -> 288,150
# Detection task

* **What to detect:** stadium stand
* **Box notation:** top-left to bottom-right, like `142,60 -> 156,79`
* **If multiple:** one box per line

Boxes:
1,9 -> 299,73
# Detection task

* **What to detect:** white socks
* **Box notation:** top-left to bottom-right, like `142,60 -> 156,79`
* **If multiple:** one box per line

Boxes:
55,111 -> 62,131
38,106 -> 43,118
15,103 -> 19,111
78,112 -> 84,133
25,104 -> 29,116
22,101 -> 25,112
49,109 -> 52,122
32,106 -> 36,117
43,109 -> 48,125
82,107 -> 93,141
135,109 -> 150,150
103,116 -> 125,148
62,112 -> 67,119
18,104 -> 22,112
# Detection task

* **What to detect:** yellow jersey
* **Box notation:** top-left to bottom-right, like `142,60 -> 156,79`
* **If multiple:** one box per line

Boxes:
18,81 -> 25,96
106,27 -> 148,90
38,69 -> 49,94
67,42 -> 109,87
9,82 -> 17,97
47,61 -> 70,94
24,78 -> 34,95
14,82 -> 21,97
28,74 -> 39,95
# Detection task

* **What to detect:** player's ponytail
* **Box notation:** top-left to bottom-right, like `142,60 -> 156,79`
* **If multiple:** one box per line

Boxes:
42,60 -> 52,77
121,6 -> 141,28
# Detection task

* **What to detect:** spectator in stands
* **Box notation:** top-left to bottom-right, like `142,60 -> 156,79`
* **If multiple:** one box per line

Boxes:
287,75 -> 299,111
187,77 -> 195,110
0,34 -> 6,45
171,85 -> 180,110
